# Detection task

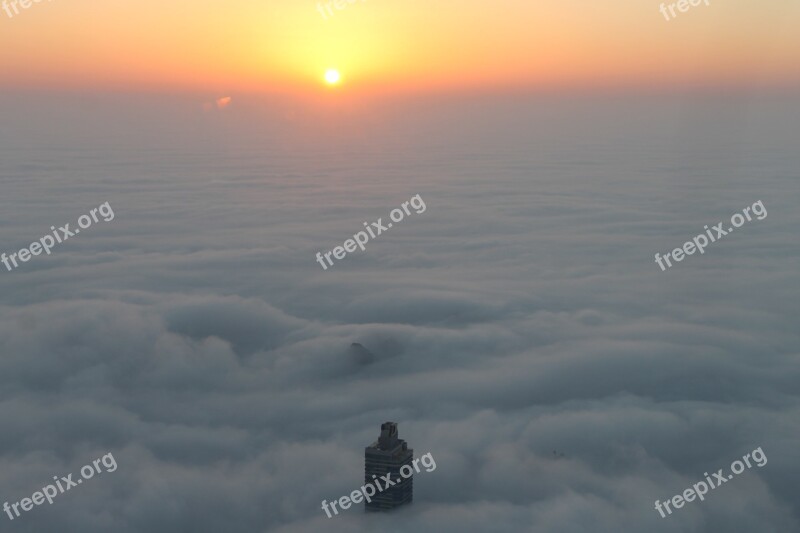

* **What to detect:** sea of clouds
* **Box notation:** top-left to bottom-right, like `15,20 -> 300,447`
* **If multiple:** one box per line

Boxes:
0,93 -> 798,532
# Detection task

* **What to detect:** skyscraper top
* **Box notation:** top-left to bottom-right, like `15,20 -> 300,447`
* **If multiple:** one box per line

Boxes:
366,421 -> 411,455
365,422 -> 414,512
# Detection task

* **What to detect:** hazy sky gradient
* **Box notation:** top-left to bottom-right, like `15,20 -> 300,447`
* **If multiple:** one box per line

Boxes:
0,0 -> 799,92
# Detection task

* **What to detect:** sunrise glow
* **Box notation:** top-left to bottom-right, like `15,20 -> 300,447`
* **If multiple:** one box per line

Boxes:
0,0 -> 796,94
324,69 -> 341,86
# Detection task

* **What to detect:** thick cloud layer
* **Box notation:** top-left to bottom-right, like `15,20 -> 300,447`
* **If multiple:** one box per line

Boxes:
0,94 -> 798,532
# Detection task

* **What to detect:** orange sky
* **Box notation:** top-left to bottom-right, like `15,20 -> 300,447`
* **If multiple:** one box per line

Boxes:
0,0 -> 798,94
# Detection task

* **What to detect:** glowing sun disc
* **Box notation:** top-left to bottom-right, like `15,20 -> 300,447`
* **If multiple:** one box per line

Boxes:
324,69 -> 341,85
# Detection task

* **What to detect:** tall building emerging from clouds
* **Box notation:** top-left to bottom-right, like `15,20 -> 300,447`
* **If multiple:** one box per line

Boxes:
365,422 -> 414,512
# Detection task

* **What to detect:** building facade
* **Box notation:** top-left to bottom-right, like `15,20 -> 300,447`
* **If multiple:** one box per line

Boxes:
364,422 -> 414,511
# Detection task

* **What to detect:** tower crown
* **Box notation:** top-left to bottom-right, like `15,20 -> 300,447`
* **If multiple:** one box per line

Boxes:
378,422 -> 399,449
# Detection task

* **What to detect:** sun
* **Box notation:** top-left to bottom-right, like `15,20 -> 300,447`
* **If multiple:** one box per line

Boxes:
324,69 -> 341,85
